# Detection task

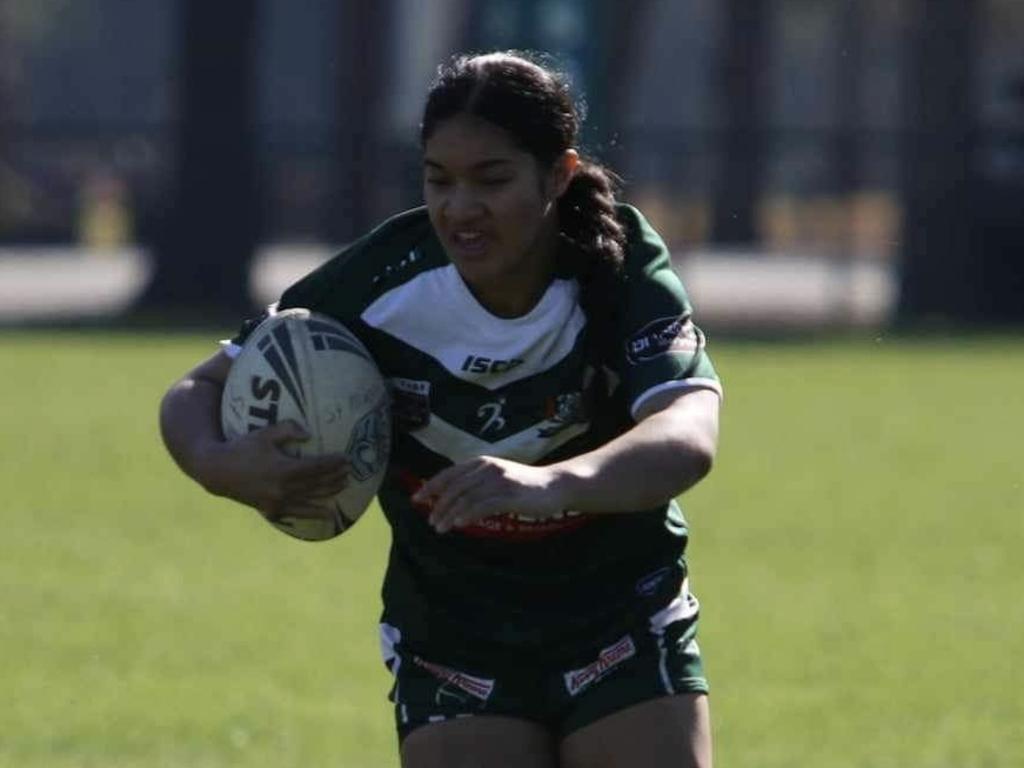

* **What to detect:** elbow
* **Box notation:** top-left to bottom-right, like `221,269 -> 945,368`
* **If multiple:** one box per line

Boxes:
658,388 -> 719,489
689,440 -> 715,483
158,381 -> 184,444
676,428 -> 717,488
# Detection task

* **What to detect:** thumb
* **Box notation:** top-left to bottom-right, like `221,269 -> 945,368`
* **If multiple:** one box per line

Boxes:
265,420 -> 310,446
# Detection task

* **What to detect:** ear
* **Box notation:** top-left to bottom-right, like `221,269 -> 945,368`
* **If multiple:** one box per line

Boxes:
547,149 -> 580,199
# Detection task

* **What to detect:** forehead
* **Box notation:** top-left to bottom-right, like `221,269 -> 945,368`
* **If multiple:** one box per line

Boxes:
423,113 -> 531,168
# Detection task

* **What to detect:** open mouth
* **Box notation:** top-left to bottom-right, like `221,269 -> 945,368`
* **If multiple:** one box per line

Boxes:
450,230 -> 490,257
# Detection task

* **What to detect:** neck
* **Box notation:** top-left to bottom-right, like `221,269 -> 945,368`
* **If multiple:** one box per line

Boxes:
468,268 -> 553,318
466,216 -> 561,318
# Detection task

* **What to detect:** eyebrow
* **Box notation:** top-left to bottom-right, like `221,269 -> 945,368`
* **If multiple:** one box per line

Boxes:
423,158 -> 514,172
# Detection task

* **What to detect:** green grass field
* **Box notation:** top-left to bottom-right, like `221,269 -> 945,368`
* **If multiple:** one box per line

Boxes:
1,330 -> 1021,767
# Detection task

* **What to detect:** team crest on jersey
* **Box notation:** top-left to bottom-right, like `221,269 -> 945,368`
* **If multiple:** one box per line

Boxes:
626,314 -> 702,366
537,366 -> 596,438
537,391 -> 587,438
389,378 -> 431,432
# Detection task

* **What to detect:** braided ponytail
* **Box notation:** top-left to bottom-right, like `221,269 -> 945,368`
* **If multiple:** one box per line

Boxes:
558,160 -> 626,280
557,160 -> 627,359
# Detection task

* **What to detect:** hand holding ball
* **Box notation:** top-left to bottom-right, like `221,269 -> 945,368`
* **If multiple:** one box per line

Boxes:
220,308 -> 391,541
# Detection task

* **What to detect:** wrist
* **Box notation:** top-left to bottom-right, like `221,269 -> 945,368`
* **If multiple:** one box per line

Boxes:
546,459 -> 596,514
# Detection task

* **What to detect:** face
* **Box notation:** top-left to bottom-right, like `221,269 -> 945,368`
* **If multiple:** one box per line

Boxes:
423,113 -> 575,315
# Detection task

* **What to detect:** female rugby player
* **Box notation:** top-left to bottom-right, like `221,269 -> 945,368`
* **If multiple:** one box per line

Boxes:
160,52 -> 721,768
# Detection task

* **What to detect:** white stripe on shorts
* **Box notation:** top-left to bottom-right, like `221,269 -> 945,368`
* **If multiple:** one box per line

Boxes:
656,635 -> 676,695
648,581 -> 700,695
380,623 -> 404,708
648,580 -> 700,634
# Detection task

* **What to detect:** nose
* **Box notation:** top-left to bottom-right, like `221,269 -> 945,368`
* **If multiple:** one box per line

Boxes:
441,183 -> 485,223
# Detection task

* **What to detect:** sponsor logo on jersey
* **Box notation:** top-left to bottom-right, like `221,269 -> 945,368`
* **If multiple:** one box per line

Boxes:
625,314 -> 701,366
461,355 -> 524,374
563,635 -> 637,696
476,398 -> 507,435
459,509 -> 589,540
413,656 -> 495,702
396,469 -> 593,541
389,378 -> 432,431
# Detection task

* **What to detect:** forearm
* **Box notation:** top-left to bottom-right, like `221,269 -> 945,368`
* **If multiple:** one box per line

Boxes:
159,375 -> 226,489
550,391 -> 719,514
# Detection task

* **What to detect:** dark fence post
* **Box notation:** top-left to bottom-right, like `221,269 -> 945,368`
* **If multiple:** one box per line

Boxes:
898,0 -> 977,324
710,0 -> 770,246
139,0 -> 261,318
330,0 -> 395,243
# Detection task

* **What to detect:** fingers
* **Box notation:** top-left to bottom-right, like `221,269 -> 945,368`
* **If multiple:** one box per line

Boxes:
415,458 -> 517,533
414,458 -> 562,534
263,420 -> 310,446
282,468 -> 350,500
262,501 -> 334,522
418,461 -> 490,527
283,453 -> 349,480
265,442 -> 350,508
433,489 -> 508,534
413,461 -> 479,506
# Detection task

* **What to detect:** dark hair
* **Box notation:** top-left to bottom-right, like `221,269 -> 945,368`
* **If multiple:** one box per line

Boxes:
420,52 -> 626,287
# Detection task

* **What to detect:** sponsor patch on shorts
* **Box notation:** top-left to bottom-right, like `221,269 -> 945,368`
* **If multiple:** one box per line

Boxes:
413,656 -> 495,702
563,635 -> 637,696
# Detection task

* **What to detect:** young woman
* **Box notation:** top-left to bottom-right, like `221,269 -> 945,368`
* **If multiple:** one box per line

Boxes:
160,52 -> 722,768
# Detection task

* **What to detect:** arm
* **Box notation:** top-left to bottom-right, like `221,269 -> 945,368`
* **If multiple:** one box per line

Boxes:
550,386 -> 719,512
159,350 -> 350,518
416,387 -> 719,533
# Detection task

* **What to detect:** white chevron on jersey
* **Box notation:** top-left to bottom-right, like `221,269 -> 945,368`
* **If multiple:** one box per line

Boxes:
409,410 -> 591,465
361,263 -> 586,390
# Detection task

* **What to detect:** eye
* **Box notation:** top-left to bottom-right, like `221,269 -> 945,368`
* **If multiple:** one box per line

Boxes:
479,177 -> 511,187
424,177 -> 452,188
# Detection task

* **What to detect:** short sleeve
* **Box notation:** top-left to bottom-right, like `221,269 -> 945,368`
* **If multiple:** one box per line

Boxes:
217,207 -> 438,358
220,305 -> 276,358
615,205 -> 722,419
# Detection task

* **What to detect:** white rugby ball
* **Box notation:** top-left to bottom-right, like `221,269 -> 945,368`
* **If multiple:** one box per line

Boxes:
220,308 -> 391,541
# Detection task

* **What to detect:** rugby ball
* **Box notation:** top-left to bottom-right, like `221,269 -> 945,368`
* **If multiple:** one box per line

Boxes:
220,308 -> 391,541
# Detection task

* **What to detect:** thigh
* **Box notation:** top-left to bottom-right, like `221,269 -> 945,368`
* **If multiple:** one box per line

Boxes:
401,715 -> 557,768
558,693 -> 711,768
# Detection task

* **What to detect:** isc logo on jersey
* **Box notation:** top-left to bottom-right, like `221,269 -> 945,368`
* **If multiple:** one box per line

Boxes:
460,355 -> 524,374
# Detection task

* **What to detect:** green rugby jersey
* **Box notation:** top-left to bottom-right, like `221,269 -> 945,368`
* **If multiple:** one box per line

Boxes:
231,204 -> 721,664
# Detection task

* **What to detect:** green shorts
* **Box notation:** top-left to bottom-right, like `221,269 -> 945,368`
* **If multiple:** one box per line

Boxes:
379,591 -> 708,741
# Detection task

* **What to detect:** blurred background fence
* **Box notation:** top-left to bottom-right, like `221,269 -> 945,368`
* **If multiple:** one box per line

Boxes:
0,0 -> 1022,328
